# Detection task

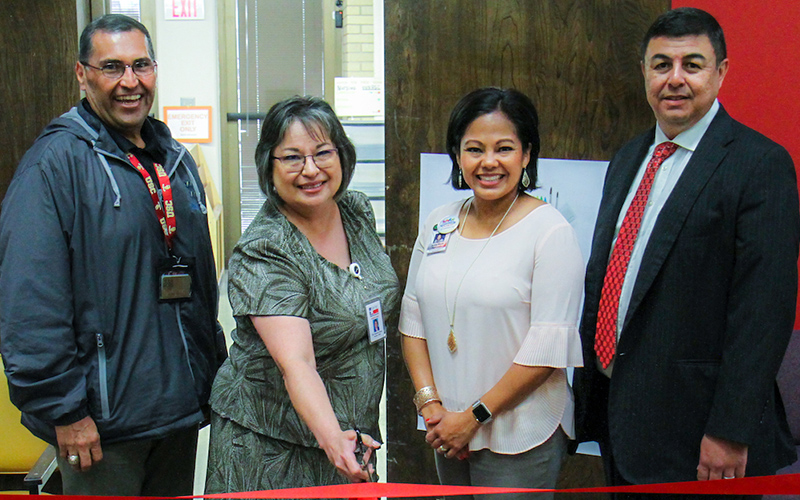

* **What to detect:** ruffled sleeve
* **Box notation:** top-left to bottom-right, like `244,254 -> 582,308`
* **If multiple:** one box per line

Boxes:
513,221 -> 584,368
398,221 -> 428,340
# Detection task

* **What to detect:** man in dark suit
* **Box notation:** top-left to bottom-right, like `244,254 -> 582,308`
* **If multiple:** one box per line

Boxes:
574,7 -> 799,497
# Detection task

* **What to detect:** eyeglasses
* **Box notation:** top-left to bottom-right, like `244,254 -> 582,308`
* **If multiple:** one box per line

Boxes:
271,148 -> 339,173
81,59 -> 157,79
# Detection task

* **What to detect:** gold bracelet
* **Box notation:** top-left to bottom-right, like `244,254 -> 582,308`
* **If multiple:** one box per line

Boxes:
413,386 -> 441,414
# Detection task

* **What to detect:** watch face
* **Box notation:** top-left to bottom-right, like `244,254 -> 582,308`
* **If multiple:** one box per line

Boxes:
472,402 -> 492,423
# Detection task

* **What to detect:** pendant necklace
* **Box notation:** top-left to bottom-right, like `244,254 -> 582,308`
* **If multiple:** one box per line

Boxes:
444,193 -> 519,353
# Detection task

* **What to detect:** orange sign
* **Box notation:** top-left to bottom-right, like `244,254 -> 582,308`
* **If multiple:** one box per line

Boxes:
163,106 -> 212,143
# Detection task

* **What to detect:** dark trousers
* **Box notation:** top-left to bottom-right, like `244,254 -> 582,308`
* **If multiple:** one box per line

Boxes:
56,425 -> 198,496
599,426 -> 758,500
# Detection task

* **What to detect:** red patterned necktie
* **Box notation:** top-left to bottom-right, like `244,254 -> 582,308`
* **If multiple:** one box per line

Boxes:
594,141 -> 679,369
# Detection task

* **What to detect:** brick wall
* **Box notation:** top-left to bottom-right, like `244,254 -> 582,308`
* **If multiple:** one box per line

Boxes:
343,0 -> 375,77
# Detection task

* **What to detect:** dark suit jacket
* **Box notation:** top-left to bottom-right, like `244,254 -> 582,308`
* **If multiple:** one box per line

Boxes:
574,105 -> 800,484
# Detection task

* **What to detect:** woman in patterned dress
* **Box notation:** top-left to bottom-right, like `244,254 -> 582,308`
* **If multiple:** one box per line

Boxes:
205,96 -> 400,492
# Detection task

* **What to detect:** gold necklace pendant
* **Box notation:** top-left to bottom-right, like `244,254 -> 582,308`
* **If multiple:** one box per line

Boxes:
447,327 -> 458,353
443,194 -> 518,358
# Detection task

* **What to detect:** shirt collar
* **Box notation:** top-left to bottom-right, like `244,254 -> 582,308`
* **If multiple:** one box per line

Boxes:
80,99 -> 164,159
654,99 -> 720,152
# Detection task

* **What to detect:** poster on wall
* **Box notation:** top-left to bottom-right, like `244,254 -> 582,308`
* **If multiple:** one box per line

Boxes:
418,153 -> 608,263
163,106 -> 212,143
165,0 -> 205,20
334,78 -> 384,118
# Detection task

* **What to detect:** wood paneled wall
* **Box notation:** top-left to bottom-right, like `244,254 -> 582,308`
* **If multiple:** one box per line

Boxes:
0,1 -> 80,209
384,0 -> 669,489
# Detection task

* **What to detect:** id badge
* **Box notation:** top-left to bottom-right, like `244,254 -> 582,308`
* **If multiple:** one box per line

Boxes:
365,299 -> 386,343
157,256 -> 194,302
426,231 -> 451,255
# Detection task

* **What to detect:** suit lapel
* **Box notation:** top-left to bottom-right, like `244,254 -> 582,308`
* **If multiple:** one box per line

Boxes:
622,109 -> 734,331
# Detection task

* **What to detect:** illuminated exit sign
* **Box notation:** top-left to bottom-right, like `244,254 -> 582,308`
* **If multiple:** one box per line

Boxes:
165,0 -> 205,20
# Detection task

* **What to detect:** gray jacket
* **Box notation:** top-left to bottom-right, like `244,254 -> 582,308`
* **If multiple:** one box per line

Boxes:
0,102 -> 225,445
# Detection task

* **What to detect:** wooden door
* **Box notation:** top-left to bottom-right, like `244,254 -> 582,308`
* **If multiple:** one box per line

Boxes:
0,1 -> 80,210
384,0 -> 670,491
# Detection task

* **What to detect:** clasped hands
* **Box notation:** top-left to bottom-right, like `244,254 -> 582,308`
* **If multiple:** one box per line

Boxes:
423,403 -> 478,460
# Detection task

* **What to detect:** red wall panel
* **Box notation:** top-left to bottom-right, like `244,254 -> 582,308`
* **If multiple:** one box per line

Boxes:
672,0 -> 800,328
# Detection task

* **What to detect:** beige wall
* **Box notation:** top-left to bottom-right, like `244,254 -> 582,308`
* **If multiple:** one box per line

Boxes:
154,0 -> 223,199
343,0 -> 376,77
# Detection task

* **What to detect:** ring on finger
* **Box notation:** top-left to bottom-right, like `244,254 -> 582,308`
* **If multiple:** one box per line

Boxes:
437,445 -> 448,454
67,454 -> 80,466
723,476 -> 735,479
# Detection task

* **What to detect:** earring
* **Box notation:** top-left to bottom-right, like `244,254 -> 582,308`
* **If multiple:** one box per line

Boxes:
521,170 -> 531,189
457,169 -> 464,188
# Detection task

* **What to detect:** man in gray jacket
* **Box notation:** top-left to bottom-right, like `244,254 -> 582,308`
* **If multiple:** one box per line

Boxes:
0,14 -> 225,495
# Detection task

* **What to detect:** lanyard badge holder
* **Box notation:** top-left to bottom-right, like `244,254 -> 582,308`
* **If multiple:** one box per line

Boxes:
157,256 -> 194,302
128,153 -> 194,303
427,215 -> 459,254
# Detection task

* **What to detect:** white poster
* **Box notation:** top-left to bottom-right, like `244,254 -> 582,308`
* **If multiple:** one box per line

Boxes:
418,153 -> 608,263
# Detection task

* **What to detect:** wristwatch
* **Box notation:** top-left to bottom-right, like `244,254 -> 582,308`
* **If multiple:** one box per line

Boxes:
471,400 -> 493,424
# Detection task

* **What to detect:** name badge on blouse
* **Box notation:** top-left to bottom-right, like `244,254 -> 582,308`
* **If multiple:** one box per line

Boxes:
428,215 -> 458,254
427,231 -> 451,254
365,299 -> 386,343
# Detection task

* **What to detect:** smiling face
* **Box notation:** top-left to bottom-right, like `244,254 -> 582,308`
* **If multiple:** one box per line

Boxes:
642,34 -> 728,139
75,29 -> 156,146
271,120 -> 342,216
457,110 -> 531,206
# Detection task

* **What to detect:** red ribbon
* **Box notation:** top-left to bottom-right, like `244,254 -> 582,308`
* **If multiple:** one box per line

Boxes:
8,475 -> 800,499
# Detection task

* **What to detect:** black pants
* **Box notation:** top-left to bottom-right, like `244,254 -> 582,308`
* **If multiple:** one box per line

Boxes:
599,439 -> 760,500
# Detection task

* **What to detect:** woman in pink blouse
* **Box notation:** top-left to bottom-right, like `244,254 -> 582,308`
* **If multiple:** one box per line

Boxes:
400,87 -> 585,499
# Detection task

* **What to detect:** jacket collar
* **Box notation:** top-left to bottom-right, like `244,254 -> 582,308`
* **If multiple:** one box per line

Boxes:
79,100 -> 167,162
74,99 -> 183,170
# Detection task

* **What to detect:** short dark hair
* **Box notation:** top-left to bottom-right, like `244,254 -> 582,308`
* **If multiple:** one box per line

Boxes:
641,7 -> 726,66
446,87 -> 540,192
254,96 -> 356,202
79,14 -> 155,63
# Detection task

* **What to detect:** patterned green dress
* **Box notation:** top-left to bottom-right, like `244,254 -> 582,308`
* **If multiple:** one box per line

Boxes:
205,191 -> 400,492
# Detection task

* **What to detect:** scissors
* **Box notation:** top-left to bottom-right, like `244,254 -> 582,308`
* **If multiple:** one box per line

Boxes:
354,428 -> 375,482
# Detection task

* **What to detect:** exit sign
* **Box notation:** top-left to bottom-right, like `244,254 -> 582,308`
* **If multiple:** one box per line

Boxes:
165,0 -> 204,20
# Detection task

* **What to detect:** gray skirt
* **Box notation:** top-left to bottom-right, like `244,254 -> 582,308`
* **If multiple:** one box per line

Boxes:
205,411 -> 349,496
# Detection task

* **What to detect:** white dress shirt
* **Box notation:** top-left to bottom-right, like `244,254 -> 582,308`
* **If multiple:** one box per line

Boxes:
600,100 -> 721,376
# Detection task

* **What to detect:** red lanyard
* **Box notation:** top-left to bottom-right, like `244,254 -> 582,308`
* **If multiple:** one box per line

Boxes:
127,152 -> 176,249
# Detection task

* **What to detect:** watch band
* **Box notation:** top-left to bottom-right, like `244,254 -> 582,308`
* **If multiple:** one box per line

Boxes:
471,400 -> 493,424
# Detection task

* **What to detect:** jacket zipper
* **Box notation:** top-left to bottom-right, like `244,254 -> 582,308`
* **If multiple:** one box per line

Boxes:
175,307 -> 196,384
96,333 -> 110,419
